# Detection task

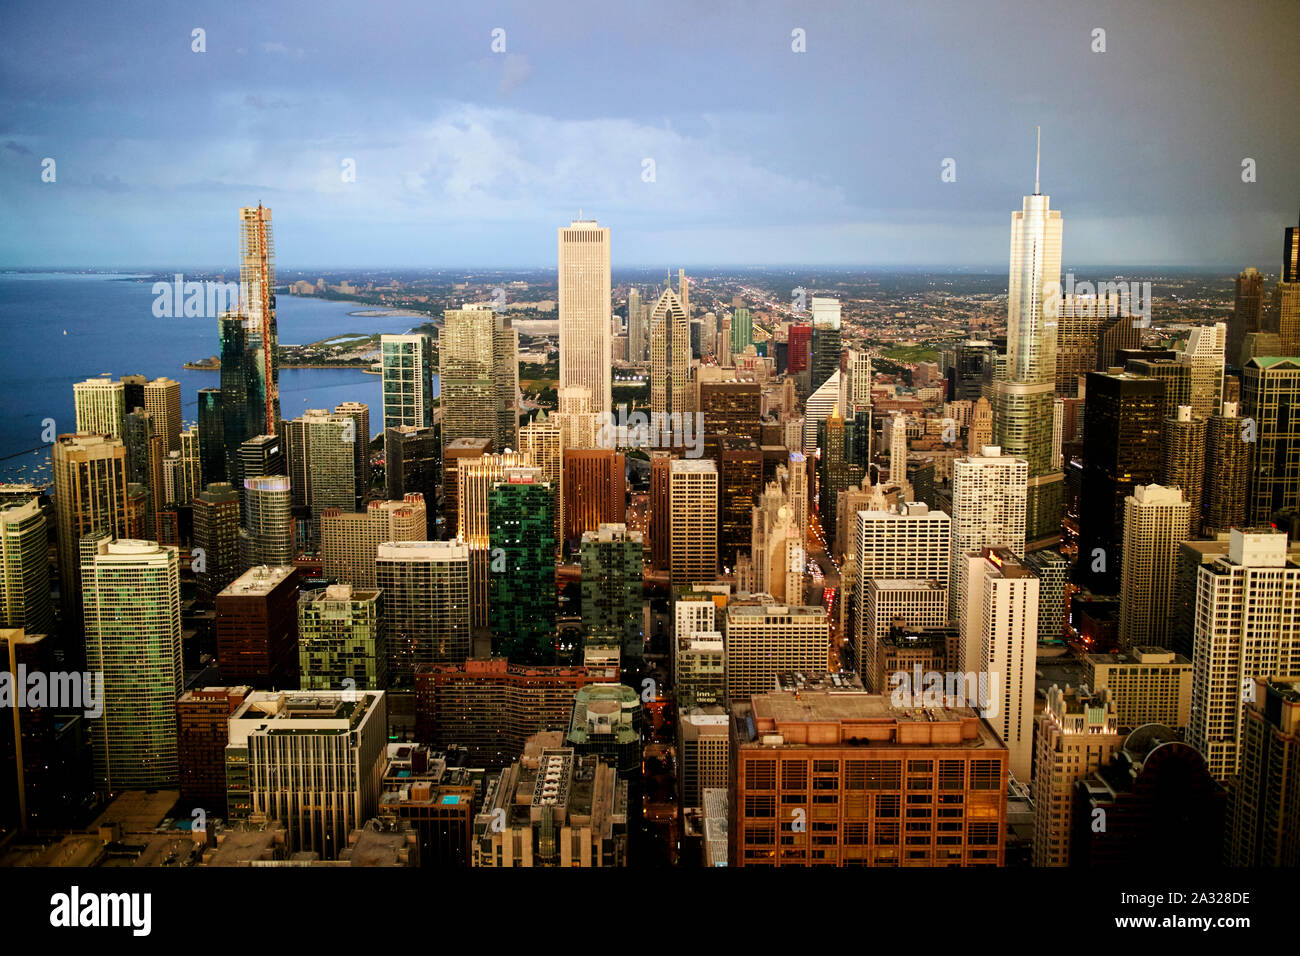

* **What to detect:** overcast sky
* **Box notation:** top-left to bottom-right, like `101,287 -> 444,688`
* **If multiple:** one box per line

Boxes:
1,0 -> 1297,269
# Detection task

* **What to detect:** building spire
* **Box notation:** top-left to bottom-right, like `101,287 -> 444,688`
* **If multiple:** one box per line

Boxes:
1034,126 -> 1041,195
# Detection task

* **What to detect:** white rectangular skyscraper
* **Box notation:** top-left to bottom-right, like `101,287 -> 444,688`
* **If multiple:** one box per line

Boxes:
558,220 -> 612,419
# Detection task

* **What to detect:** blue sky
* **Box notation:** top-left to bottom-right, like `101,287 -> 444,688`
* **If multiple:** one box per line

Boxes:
1,0 -> 1297,269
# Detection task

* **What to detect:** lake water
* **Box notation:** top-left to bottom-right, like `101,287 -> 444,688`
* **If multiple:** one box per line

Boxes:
0,273 -> 438,481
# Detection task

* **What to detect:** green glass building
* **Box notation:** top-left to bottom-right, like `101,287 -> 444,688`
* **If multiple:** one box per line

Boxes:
488,472 -> 556,665
579,524 -> 644,669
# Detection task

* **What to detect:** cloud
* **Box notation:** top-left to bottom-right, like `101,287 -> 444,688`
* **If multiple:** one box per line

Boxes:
498,54 -> 533,97
5,141 -> 33,156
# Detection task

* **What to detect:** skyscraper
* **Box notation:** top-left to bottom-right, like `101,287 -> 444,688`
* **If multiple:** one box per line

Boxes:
580,524 -> 644,668
73,377 -> 125,439
333,401 -> 372,509
810,296 -> 842,394
82,537 -> 182,791
669,460 -> 718,586
285,409 -> 356,524
1242,357 -> 1300,525
143,377 -> 182,453
1078,371 -> 1163,593
321,495 -> 427,589
1189,529 -> 1300,781
0,498 -> 53,637
380,333 -> 436,431
458,452 -> 532,629
950,446 -> 1027,618
558,219 -> 612,420
1178,323 -> 1226,421
197,387 -> 226,483
1117,484 -> 1190,652
1203,402 -> 1251,536
627,287 -> 646,364
216,564 -> 299,688
519,410 -> 563,543
488,468 -> 556,664
376,539 -> 470,683
441,304 -> 518,453
722,604 -> 828,698
992,138 -> 1064,542
1160,406 -> 1207,539
1272,213 -> 1300,356
1229,267 -> 1265,368
960,547 -> 1039,782
239,475 -> 293,569
649,279 -> 690,422
298,584 -> 386,691
562,448 -> 625,546
1227,678 -> 1300,866
193,481 -> 241,603
730,307 -> 753,356
51,433 -> 129,638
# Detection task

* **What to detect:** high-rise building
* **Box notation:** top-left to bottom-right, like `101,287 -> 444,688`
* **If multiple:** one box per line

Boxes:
51,433 -> 128,638
197,387 -> 225,483
1229,267 -> 1265,368
193,482 -> 241,603
949,446 -> 1027,618
649,280 -> 690,421
226,690 -> 388,859
649,451 -> 675,572
1085,647 -> 1192,733
142,377 -> 182,452
1032,685 -> 1122,867
458,451 -> 530,627
562,448 -> 625,546
802,369 -> 841,455
414,659 -> 610,768
787,323 -> 811,374
215,564 -> 299,688
82,538 -> 183,791
558,220 -> 612,419
298,584 -> 385,691
1242,357 -> 1300,525
1078,371 -> 1164,592
860,580 -> 948,689
1022,548 -> 1069,645
678,706 -> 729,810
1227,678 -> 1300,866
669,460 -> 718,586
441,305 -> 518,453
718,437 -> 764,567
1178,323 -> 1226,421
380,333 -> 435,431
177,686 -> 250,815
473,733 -> 627,867
1203,401 -> 1252,536
1118,484 -> 1190,652
332,402 -> 372,509
627,287 -> 646,363
959,547 -> 1039,781
218,206 -> 281,480
810,296 -> 842,394
730,683 -> 1008,866
1189,529 -> 1300,781
376,540 -> 470,684
566,683 -> 643,779
73,376 -> 126,439
992,150 -> 1064,541
580,524 -> 643,668
0,498 -> 53,637
238,475 -> 293,569
519,410 -> 563,544
321,495 -> 427,588
285,409 -> 356,524
1160,406 -> 1207,538
384,425 -> 440,509
730,307 -> 753,356
236,432 -> 285,515
722,603 -> 827,698
488,469 -> 556,664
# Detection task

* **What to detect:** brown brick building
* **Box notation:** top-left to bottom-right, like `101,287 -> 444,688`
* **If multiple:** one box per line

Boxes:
562,448 -> 625,546
215,565 -> 299,687
177,686 -> 250,814
730,688 -> 1008,866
